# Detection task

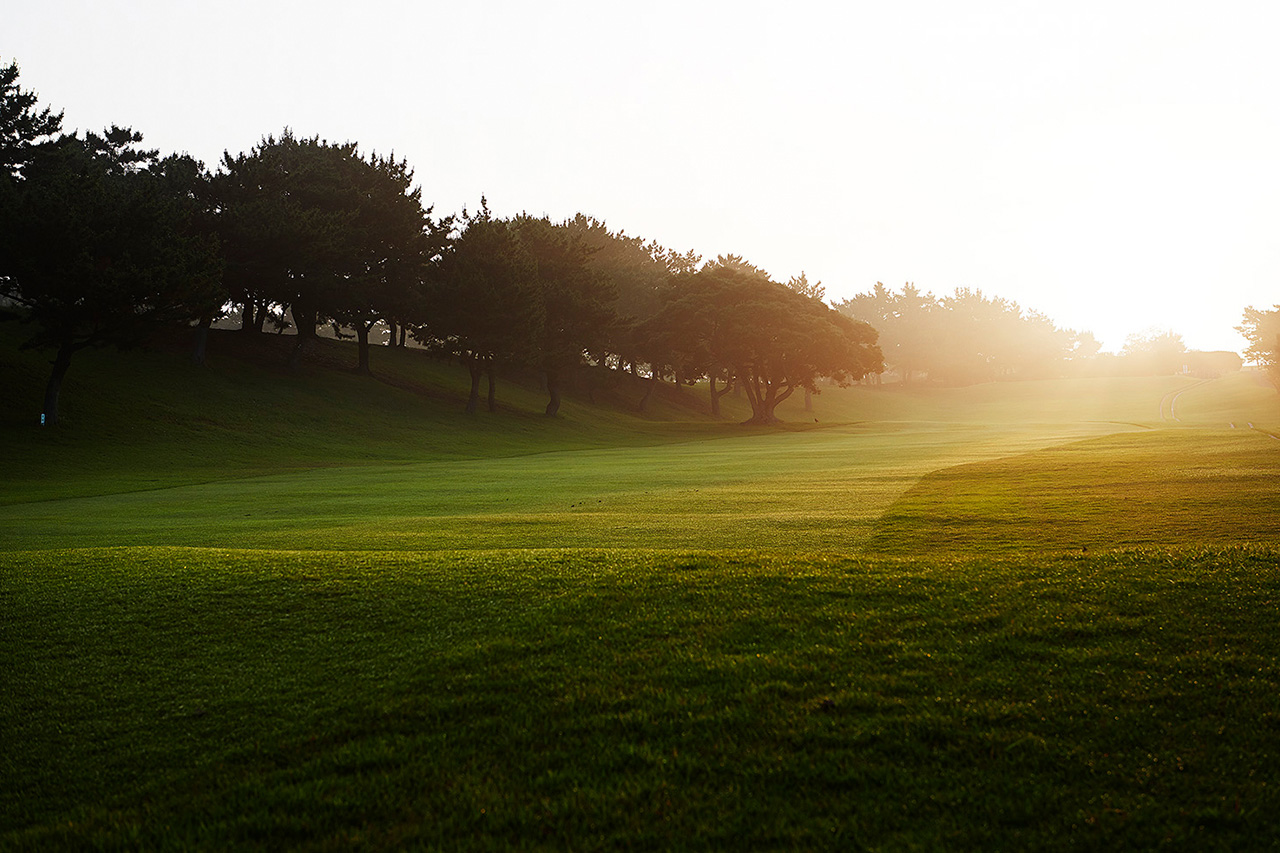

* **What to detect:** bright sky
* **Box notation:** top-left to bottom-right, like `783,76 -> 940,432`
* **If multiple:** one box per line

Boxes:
8,1 -> 1280,353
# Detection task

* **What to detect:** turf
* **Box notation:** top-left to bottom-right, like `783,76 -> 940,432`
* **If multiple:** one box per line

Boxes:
3,328 -> 1280,850
868,428 -> 1280,555
4,546 -> 1280,850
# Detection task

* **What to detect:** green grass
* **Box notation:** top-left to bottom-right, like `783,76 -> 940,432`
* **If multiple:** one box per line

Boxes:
4,546 -> 1280,850
0,328 -> 743,504
3,327 -> 1280,849
868,428 -> 1280,555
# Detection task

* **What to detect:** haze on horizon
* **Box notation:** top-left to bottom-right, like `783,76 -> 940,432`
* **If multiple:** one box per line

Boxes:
7,0 -> 1278,355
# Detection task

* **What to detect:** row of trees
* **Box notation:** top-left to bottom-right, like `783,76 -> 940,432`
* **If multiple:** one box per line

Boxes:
0,60 -> 882,425
0,66 -> 224,422
835,283 -> 1100,385
9,58 -> 1267,428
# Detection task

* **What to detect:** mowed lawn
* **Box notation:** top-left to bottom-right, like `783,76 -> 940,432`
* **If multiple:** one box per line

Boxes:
4,350 -> 1280,850
0,371 -> 1242,555
5,546 -> 1280,850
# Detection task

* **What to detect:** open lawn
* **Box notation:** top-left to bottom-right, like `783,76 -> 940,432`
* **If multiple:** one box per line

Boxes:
3,334 -> 1279,849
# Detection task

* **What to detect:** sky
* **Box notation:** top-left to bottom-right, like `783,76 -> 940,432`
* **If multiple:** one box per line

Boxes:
7,0 -> 1280,353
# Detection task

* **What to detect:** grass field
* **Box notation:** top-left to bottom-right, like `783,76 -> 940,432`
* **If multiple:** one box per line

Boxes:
3,331 -> 1280,849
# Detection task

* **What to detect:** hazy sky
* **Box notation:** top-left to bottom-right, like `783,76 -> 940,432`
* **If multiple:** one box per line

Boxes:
8,1 -> 1279,352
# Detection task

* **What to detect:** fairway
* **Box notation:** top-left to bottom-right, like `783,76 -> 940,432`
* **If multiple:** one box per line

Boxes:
4,372 -> 1261,555
4,357 -> 1280,850
0,417 -> 1150,553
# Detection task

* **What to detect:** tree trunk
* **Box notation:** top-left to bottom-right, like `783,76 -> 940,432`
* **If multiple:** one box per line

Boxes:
191,315 -> 212,366
804,387 -> 813,412
545,368 -> 562,416
638,373 -> 659,412
710,376 -> 734,418
240,301 -> 255,333
42,343 -> 76,426
739,375 -> 792,425
355,323 -> 372,375
465,358 -> 482,415
253,299 -> 269,333
486,364 -> 497,412
288,335 -> 308,369
288,301 -> 318,369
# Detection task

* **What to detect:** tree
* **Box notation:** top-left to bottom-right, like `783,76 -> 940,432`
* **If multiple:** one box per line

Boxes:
836,283 -> 939,383
213,132 -> 445,373
154,151 -> 227,365
326,150 -> 449,375
0,127 -> 223,424
664,256 -> 882,424
424,201 -> 542,413
563,215 -> 692,374
560,215 -> 704,411
0,58 -> 63,179
212,131 -> 340,345
1237,305 -> 1280,389
837,283 -> 1086,385
510,215 -> 617,416
1122,329 -> 1187,376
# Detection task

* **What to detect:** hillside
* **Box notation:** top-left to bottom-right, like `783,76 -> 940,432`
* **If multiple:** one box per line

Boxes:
1,325 -> 755,503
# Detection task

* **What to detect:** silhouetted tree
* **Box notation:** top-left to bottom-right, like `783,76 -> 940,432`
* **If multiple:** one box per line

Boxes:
563,214 -> 698,376
0,58 -> 62,179
663,256 -> 882,424
214,131 -> 445,373
326,150 -> 449,375
424,201 -> 542,413
836,283 -> 939,383
511,215 -> 617,416
212,131 -> 342,348
0,128 -> 222,424
837,283 -> 1084,385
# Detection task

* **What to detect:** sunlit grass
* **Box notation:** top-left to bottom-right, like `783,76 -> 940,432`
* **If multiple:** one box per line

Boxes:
5,328 -> 1280,848
1,417 -> 1158,553
869,428 -> 1280,555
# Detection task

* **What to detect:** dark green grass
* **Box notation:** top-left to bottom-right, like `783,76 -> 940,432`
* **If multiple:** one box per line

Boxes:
4,546 -> 1279,850
0,328 -> 747,504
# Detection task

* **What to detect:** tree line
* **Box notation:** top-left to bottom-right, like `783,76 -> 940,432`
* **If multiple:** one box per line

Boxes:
4,59 -> 1273,428
835,282 -> 1101,385
1,60 -> 881,426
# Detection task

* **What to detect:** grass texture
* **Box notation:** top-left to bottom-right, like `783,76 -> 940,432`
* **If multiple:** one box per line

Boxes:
3,328 -> 1279,849
4,546 -> 1279,850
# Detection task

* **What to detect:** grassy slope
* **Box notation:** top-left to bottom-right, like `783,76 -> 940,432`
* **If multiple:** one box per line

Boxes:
869,372 -> 1280,555
2,328 -> 1218,553
1,327 -> 749,504
4,327 -> 1280,850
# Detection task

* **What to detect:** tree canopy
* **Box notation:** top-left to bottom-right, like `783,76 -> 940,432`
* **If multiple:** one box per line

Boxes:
836,283 -> 1095,385
0,58 -> 62,178
212,130 -> 448,372
654,256 -> 883,423
1238,305 -> 1280,389
20,54 -> 1244,427
0,122 -> 222,424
